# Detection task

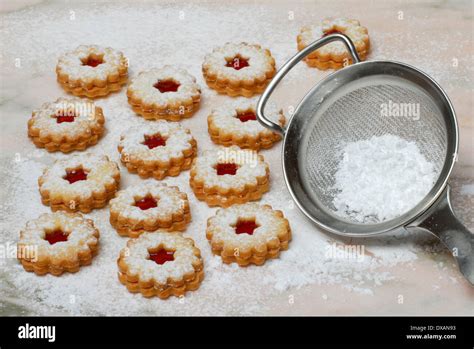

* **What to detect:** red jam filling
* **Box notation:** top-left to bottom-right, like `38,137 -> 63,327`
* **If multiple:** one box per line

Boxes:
143,134 -> 166,149
56,113 -> 77,124
235,219 -> 259,235
64,168 -> 88,184
153,79 -> 180,93
323,29 -> 343,37
134,195 -> 158,210
236,110 -> 257,122
44,229 -> 68,245
82,56 -> 103,67
216,163 -> 238,176
226,56 -> 249,70
149,249 -> 174,265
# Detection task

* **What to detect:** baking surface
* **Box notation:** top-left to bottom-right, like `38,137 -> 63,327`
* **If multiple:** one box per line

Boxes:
0,0 -> 473,315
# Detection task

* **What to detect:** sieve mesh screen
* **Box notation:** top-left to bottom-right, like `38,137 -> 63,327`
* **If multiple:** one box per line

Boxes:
301,80 -> 448,223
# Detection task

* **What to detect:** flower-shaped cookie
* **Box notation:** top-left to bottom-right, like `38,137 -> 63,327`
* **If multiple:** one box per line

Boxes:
190,146 -> 270,207
110,181 -> 191,238
38,153 -> 120,213
202,42 -> 276,97
208,98 -> 285,150
56,45 -> 128,98
297,18 -> 370,70
18,212 -> 100,276
118,120 -> 197,180
28,97 -> 105,153
117,232 -> 204,299
127,66 -> 201,121
206,203 -> 291,266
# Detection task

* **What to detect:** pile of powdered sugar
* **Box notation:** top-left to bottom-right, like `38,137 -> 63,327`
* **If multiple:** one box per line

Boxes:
332,134 -> 437,223
1,1 -> 466,316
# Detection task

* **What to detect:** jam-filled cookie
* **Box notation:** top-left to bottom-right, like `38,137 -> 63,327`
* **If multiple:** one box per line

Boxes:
206,203 -> 291,266
27,97 -> 105,153
127,66 -> 201,121
297,18 -> 370,70
56,45 -> 128,98
38,153 -> 120,213
202,42 -> 276,97
189,146 -> 270,207
117,232 -> 204,299
118,120 -> 197,180
207,98 -> 285,150
109,181 -> 191,238
17,212 -> 100,276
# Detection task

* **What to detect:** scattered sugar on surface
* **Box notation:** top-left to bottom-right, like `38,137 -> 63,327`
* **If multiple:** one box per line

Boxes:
1,1 -> 470,315
460,184 -> 474,196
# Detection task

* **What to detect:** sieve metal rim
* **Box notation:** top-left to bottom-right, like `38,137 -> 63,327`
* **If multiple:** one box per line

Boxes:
285,59 -> 458,236
256,34 -> 458,236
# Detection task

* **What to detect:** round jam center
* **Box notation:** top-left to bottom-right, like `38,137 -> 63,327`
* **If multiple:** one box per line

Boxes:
216,163 -> 238,176
83,56 -> 103,67
236,110 -> 257,123
235,220 -> 259,235
56,113 -> 77,124
44,229 -> 68,245
153,79 -> 180,93
64,168 -> 88,184
226,56 -> 249,70
143,134 -> 166,149
149,249 -> 174,265
134,195 -> 158,210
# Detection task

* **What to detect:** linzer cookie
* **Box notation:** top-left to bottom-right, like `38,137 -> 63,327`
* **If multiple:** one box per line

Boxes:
297,18 -> 370,70
27,97 -> 105,153
56,45 -> 128,98
206,203 -> 291,266
202,42 -> 276,97
117,232 -> 204,299
127,66 -> 201,121
208,98 -> 285,150
117,120 -> 197,180
109,181 -> 191,238
18,212 -> 100,276
38,153 -> 120,213
189,146 -> 270,207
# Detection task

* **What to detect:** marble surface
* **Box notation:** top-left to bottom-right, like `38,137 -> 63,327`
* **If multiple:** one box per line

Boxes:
0,0 -> 472,315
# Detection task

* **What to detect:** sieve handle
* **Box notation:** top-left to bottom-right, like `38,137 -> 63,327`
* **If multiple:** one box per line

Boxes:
256,33 -> 361,135
408,186 -> 474,285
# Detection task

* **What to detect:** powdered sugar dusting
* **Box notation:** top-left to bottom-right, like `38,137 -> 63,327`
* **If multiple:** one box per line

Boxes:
19,212 -> 98,260
110,180 -> 188,221
332,135 -> 437,223
57,45 -> 125,82
192,146 -> 268,189
30,97 -> 100,139
203,42 -> 274,80
128,66 -> 200,105
300,18 -> 369,55
120,232 -> 200,284
39,153 -> 119,200
119,120 -> 194,161
207,203 -> 289,251
209,97 -> 284,137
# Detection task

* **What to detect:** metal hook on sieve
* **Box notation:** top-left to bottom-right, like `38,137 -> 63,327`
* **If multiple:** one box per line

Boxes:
256,33 -> 360,135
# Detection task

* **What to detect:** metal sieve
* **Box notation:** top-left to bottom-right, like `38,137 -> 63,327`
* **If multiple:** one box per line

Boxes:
257,34 -> 473,284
